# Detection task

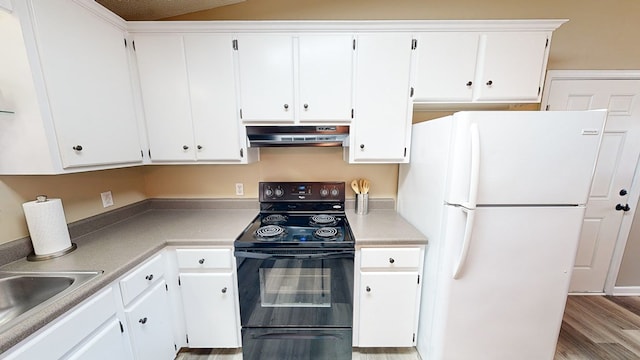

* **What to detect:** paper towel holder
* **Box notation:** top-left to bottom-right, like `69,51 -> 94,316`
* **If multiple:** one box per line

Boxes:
26,194 -> 77,261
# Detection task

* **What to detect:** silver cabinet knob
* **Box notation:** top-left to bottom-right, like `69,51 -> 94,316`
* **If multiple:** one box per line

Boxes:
466,81 -> 473,87
197,145 -> 203,150
283,104 -> 289,110
139,317 -> 147,324
486,80 -> 493,86
303,103 -> 309,110
145,274 -> 153,281
222,287 -> 228,294
183,145 -> 189,150
359,144 -> 365,150
198,258 -> 205,264
389,258 -> 395,264
366,286 -> 371,292
72,145 -> 83,151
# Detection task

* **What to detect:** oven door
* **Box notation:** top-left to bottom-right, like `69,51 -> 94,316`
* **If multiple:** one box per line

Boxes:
234,248 -> 354,328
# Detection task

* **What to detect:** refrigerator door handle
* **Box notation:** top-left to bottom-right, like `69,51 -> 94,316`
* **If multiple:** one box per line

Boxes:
453,207 -> 476,279
461,123 -> 480,210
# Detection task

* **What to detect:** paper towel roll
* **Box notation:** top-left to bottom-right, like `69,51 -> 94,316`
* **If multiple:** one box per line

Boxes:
22,197 -> 72,256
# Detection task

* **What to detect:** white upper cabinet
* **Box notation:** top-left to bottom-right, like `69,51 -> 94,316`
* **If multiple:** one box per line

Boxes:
0,0 -> 142,174
134,33 -> 255,163
413,28 -> 555,103
235,33 -> 354,124
346,33 -> 413,163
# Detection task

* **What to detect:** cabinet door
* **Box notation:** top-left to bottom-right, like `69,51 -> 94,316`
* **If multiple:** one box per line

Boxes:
236,34 -> 295,122
29,0 -> 141,168
180,272 -> 240,348
134,34 -> 195,161
474,32 -> 549,102
351,34 -> 412,162
125,280 -> 175,360
298,35 -> 354,122
184,35 -> 244,161
358,272 -> 419,347
413,32 -> 480,102
65,318 -> 132,360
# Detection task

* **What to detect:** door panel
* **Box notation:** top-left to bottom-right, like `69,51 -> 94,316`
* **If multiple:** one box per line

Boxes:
544,78 -> 640,292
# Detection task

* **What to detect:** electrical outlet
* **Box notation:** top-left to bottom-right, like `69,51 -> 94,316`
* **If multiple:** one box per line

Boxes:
101,191 -> 114,208
235,183 -> 244,196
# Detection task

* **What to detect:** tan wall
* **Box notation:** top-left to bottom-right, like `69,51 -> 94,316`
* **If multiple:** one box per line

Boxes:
144,148 -> 397,199
0,167 -> 146,245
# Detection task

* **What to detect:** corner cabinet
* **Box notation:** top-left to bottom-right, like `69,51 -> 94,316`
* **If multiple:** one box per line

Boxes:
354,246 -> 425,347
133,34 -> 257,163
0,0 -> 143,174
235,33 -> 354,124
345,33 -> 413,163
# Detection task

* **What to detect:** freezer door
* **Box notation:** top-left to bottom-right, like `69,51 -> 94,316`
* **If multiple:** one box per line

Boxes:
428,205 -> 585,360
445,110 -> 606,206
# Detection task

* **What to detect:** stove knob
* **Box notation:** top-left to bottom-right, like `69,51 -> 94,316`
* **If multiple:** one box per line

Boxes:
265,187 -> 274,198
330,188 -> 339,197
320,188 -> 329,197
274,187 -> 284,198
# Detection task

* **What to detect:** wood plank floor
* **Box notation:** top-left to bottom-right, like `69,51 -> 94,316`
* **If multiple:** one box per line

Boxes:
176,295 -> 640,360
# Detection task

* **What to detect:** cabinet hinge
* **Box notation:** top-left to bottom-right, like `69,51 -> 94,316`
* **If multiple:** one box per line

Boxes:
545,38 -> 549,48
123,38 -> 127,48
186,334 -> 189,344
411,39 -> 418,50
538,86 -> 541,95
119,320 -> 124,333
404,148 -> 407,157
417,274 -> 420,284
545,104 -> 550,111
178,276 -> 181,286
239,109 -> 243,119
410,87 -> 414,97
353,39 -> 356,50
351,109 -> 354,119
240,148 -> 244,158
132,40 -> 136,51
140,150 -> 143,159
148,149 -> 152,159
413,333 -> 416,342
233,39 -> 238,50
174,344 -> 177,351
165,283 -> 168,291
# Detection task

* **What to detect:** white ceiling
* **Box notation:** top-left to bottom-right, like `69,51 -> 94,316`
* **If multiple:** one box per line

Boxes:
95,0 -> 245,21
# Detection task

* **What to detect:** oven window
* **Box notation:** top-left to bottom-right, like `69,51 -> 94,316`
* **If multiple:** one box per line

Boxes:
260,267 -> 331,307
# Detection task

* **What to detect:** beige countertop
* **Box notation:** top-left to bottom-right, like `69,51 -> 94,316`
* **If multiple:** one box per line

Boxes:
0,205 -> 426,353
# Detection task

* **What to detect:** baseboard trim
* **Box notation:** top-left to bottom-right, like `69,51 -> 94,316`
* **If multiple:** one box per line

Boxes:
612,286 -> 640,296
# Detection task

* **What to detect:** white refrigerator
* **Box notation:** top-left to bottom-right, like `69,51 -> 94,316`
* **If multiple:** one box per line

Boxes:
397,110 -> 606,360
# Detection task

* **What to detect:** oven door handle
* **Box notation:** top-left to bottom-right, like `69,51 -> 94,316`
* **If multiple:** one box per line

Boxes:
234,250 -> 355,260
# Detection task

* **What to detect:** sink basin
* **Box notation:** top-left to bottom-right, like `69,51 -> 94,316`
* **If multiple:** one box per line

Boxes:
0,271 -> 102,333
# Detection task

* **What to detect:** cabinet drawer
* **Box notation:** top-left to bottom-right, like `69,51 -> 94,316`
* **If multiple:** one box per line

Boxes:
119,253 -> 165,306
176,248 -> 232,270
360,247 -> 421,270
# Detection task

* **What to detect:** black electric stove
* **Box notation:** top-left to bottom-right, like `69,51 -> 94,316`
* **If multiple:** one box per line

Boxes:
235,182 -> 355,249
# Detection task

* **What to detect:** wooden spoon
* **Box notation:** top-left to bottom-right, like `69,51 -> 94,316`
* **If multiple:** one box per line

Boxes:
361,179 -> 370,194
351,179 -> 360,195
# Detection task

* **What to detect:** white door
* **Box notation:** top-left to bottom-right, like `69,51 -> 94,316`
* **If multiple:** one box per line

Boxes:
445,111 -> 606,206
236,34 -> 295,122
298,34 -> 354,122
432,206 -> 584,360
180,272 -> 240,348
544,78 -> 640,292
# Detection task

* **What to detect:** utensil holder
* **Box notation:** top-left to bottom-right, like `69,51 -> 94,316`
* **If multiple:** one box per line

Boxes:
355,194 -> 369,215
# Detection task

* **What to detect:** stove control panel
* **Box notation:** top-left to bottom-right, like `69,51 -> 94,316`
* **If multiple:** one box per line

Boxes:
260,182 -> 344,202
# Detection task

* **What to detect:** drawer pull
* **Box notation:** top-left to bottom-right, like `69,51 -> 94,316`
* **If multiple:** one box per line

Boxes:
145,274 -> 154,281
139,317 -> 148,324
222,287 -> 228,294
389,258 -> 395,264
366,286 -> 371,293
199,258 -> 205,264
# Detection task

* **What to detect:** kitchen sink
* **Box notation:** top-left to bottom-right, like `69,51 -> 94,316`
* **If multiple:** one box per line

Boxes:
0,271 -> 102,333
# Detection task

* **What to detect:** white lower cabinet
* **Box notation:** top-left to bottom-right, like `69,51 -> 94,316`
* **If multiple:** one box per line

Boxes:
123,280 -> 176,360
180,273 -> 240,347
1,287 -> 132,360
175,247 -> 241,348
354,246 -> 424,348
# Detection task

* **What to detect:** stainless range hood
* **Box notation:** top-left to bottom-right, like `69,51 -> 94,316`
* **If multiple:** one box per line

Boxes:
246,126 -> 349,147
